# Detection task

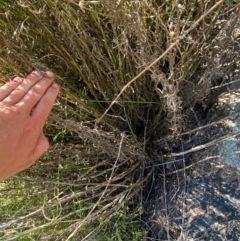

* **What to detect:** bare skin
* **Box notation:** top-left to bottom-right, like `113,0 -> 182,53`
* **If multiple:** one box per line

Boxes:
0,70 -> 59,181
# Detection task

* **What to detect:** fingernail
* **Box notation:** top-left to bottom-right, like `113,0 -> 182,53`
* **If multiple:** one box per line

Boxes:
52,83 -> 59,88
45,71 -> 54,79
32,70 -> 42,77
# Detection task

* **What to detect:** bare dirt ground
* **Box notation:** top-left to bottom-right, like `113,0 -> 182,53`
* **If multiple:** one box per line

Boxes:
142,14 -> 240,241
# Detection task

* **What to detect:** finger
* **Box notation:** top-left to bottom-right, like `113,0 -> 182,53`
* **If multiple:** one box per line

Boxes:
31,82 -> 59,124
2,70 -> 43,106
0,77 -> 23,101
30,132 -> 50,161
18,71 -> 54,112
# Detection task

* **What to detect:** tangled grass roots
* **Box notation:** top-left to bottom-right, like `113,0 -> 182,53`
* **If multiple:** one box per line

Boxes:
0,0 -> 239,240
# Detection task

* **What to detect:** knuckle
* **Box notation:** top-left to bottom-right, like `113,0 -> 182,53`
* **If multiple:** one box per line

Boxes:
0,81 -> 16,91
3,106 -> 23,119
4,82 -> 14,88
30,85 -> 42,96
11,77 -> 22,85
42,96 -> 53,106
11,106 -> 23,115
6,78 -> 22,87
14,86 -> 27,95
7,80 -> 19,87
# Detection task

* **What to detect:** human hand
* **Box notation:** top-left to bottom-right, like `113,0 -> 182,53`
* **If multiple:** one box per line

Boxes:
0,70 -> 59,181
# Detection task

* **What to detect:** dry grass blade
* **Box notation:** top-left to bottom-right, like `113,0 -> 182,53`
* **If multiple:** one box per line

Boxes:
97,41 -> 179,124
66,133 -> 125,240
97,0 -> 225,124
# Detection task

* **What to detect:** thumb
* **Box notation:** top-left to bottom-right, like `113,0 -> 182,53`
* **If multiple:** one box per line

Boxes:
31,132 -> 50,161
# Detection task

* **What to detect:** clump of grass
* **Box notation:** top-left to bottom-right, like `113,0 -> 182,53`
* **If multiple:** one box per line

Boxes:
0,0 -> 239,240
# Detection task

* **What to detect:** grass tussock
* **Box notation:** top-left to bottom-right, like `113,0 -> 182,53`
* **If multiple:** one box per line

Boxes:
0,0 -> 239,240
